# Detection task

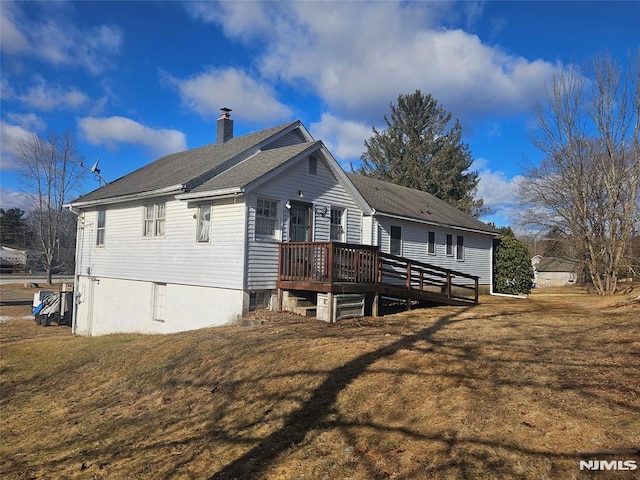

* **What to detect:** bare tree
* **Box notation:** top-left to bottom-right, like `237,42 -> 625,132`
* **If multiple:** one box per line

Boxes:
16,131 -> 85,283
519,52 -> 639,295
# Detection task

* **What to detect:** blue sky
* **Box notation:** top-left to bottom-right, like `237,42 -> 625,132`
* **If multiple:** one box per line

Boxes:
1,1 -> 638,227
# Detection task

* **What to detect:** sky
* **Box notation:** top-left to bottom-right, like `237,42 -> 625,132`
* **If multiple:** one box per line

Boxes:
1,0 -> 638,227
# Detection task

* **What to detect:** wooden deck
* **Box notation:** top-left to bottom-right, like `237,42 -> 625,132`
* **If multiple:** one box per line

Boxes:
277,242 -> 479,308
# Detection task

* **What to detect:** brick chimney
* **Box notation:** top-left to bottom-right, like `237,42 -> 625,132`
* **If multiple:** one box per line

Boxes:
217,107 -> 233,143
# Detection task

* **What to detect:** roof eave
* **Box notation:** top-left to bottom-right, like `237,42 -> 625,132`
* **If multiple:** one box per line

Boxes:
175,187 -> 244,201
66,184 -> 186,208
374,211 -> 498,236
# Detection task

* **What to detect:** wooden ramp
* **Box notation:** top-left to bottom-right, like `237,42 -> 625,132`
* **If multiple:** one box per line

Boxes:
276,242 -> 479,311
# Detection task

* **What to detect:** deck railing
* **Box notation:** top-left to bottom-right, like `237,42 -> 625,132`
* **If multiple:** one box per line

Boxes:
278,242 -> 378,284
378,252 -> 479,304
278,242 -> 479,304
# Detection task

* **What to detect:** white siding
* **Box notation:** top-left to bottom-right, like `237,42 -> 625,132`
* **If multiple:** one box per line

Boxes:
76,195 -> 246,289
374,218 -> 493,286
245,155 -> 364,289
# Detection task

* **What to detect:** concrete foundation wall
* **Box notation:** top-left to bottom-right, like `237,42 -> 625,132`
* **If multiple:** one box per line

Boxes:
73,276 -> 245,336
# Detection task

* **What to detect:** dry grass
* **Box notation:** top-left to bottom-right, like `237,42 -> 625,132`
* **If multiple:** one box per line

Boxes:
1,284 -> 639,479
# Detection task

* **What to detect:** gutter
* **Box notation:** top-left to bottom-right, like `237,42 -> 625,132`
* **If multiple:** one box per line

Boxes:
175,187 -> 243,201
374,211 -> 498,236
65,184 -> 186,208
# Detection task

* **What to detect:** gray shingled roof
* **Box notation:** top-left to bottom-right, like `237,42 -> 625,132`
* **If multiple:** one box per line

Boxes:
346,174 -> 497,234
190,141 -> 320,193
72,121 -> 299,203
535,257 -> 578,272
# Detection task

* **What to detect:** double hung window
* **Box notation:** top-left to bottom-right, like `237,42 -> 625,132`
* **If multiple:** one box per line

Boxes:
256,198 -> 278,239
330,208 -> 345,242
456,235 -> 465,261
428,231 -> 436,255
144,203 -> 166,237
96,209 -> 106,246
390,226 -> 402,255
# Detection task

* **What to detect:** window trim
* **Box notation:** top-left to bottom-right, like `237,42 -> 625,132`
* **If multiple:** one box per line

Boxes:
390,225 -> 402,256
330,207 -> 346,242
255,197 -> 280,241
309,155 -> 318,175
427,231 -> 436,255
446,234 -> 454,256
143,202 -> 166,238
196,203 -> 211,243
456,235 -> 465,261
152,282 -> 167,322
96,209 -> 106,247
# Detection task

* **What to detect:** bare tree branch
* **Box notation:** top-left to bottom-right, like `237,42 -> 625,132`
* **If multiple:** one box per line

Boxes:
16,131 -> 85,283
518,52 -> 640,295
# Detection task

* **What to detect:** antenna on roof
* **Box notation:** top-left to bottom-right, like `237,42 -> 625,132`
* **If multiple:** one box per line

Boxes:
80,158 -> 109,186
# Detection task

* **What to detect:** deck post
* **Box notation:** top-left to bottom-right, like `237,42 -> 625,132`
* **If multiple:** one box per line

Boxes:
276,288 -> 283,311
447,272 -> 452,299
327,291 -> 334,323
372,293 -> 379,317
475,277 -> 479,304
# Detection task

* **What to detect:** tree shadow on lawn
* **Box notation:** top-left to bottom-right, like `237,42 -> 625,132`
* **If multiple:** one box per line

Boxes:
6,303 -> 637,479
207,305 -> 590,480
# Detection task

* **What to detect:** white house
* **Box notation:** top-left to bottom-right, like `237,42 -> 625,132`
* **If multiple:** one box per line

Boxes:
67,112 -> 496,336
531,255 -> 579,287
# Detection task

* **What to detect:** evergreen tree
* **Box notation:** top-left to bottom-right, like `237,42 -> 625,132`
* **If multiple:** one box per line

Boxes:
0,208 -> 29,247
493,235 -> 534,295
354,90 -> 486,216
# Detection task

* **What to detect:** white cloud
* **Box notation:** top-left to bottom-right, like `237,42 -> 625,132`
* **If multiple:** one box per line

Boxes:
5,112 -> 46,132
0,2 -> 122,75
0,187 -> 31,211
0,2 -> 29,54
165,67 -> 293,124
17,77 -> 89,111
78,116 -> 187,157
309,113 -> 371,167
184,2 -> 273,42
477,164 -> 524,226
189,2 -> 561,122
0,121 -> 35,170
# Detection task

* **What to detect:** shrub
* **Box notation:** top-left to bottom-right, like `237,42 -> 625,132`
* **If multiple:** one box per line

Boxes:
494,235 -> 534,294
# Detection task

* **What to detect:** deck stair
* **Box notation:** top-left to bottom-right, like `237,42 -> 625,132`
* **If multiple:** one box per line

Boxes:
287,294 -> 317,317
277,242 -> 479,313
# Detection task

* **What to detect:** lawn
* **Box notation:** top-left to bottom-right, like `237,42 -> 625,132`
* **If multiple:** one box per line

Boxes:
1,285 -> 639,479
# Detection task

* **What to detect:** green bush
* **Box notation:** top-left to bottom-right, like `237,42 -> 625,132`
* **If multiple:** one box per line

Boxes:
494,235 -> 534,294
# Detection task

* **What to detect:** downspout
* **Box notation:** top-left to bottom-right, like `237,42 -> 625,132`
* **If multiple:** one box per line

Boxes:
67,205 -> 82,335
